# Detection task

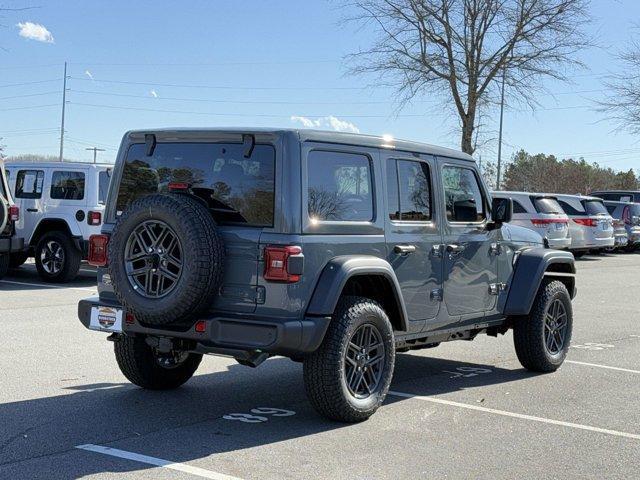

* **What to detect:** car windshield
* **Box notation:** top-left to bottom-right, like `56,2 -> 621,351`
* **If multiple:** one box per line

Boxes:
532,197 -> 563,214
116,142 -> 275,226
583,199 -> 608,215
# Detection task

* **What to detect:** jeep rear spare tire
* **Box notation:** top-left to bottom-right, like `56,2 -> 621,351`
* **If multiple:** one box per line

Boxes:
109,194 -> 224,326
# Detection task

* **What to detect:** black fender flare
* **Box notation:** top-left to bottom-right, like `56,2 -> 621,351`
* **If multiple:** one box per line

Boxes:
306,255 -> 409,331
504,248 -> 576,316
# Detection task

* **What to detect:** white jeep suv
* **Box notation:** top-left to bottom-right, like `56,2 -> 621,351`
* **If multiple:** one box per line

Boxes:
4,161 -> 112,282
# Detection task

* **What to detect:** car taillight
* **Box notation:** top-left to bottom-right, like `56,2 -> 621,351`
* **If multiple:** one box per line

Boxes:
88,234 -> 109,266
8,205 -> 19,222
573,218 -> 598,227
88,211 -> 102,226
531,219 -> 568,227
263,245 -> 303,283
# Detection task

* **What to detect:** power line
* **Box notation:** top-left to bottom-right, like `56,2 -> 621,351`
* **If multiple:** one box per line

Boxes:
68,76 -> 366,91
68,101 -> 426,118
0,91 -> 59,101
0,104 -> 59,112
0,79 -> 60,89
69,89 -> 396,106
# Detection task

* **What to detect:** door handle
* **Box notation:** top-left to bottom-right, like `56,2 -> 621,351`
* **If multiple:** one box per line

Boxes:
446,244 -> 466,255
26,208 -> 39,213
394,244 -> 416,255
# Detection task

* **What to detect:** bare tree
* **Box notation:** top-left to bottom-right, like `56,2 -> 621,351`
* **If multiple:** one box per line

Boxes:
599,36 -> 640,135
346,0 -> 590,154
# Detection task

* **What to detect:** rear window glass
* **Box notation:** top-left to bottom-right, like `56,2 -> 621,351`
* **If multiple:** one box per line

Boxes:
583,200 -> 608,215
387,159 -> 432,221
15,170 -> 44,199
99,169 -> 112,204
605,205 -> 617,215
307,150 -> 373,222
629,204 -> 640,216
532,197 -> 563,214
557,200 -> 584,216
50,171 -> 85,200
116,143 -> 275,227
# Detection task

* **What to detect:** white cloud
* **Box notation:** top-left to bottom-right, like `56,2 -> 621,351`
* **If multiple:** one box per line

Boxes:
16,22 -> 54,43
150,90 -> 158,98
290,115 -> 360,134
85,70 -> 94,80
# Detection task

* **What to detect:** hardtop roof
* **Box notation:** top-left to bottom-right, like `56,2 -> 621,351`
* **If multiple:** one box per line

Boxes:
5,161 -> 113,169
124,127 -> 474,162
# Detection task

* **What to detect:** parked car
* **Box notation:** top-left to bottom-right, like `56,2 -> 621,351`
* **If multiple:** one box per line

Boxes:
492,191 -> 571,250
604,200 -> 640,251
4,161 -> 112,282
590,190 -> 640,203
0,160 -> 25,279
555,194 -> 614,256
77,128 -> 576,423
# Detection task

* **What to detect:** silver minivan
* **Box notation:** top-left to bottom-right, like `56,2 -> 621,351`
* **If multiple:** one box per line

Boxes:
555,194 -> 614,256
492,191 -> 571,249
604,200 -> 640,251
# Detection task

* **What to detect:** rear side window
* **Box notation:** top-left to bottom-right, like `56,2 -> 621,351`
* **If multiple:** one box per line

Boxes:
387,159 -> 431,221
98,169 -> 112,204
605,205 -> 617,216
512,200 -> 528,214
117,142 -> 275,227
442,165 -> 486,222
15,170 -> 44,199
557,200 -> 584,216
583,199 -> 608,215
307,150 -> 373,222
50,171 -> 85,200
532,197 -> 563,214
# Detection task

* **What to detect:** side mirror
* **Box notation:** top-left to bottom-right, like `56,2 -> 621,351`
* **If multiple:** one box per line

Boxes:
491,197 -> 513,225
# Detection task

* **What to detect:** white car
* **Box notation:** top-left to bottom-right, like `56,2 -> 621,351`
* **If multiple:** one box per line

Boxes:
554,194 -> 615,256
492,191 -> 571,249
4,161 -> 112,282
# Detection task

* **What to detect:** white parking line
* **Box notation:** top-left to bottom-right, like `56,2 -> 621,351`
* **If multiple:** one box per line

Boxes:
566,360 -> 640,374
388,391 -> 640,441
0,279 -> 96,293
76,444 -> 243,480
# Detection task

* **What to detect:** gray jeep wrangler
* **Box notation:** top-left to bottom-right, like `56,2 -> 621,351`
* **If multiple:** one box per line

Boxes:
78,129 -> 576,422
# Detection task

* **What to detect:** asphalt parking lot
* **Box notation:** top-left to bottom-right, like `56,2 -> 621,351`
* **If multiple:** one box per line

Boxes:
1,254 -> 638,480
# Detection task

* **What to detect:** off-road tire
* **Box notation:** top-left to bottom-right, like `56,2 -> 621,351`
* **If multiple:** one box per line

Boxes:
513,279 -> 573,372
114,335 -> 202,389
9,252 -> 29,269
303,296 -> 395,423
35,231 -> 82,283
0,254 -> 9,280
108,194 -> 224,326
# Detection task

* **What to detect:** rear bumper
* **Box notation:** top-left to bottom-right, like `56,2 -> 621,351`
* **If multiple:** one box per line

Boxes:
570,236 -> 615,250
547,237 -> 571,249
0,236 -> 25,254
78,297 -> 330,357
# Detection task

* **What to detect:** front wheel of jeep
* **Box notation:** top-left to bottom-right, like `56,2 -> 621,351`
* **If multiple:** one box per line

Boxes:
513,279 -> 573,373
303,296 -> 395,423
114,335 -> 202,390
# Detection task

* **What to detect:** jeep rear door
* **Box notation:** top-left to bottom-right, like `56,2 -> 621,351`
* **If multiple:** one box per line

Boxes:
383,153 -> 442,331
439,160 -> 500,322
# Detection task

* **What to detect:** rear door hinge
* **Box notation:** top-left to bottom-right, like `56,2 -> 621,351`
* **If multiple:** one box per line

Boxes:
431,288 -> 443,302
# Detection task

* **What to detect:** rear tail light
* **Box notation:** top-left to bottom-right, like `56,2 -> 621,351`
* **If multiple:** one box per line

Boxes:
531,218 -> 568,227
88,234 -> 110,266
573,218 -> 598,227
168,182 -> 190,191
263,245 -> 303,283
88,211 -> 102,226
8,205 -> 19,222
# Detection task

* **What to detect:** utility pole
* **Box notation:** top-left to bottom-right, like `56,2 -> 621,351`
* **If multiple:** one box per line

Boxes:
85,147 -> 105,163
58,62 -> 68,162
496,67 -> 506,190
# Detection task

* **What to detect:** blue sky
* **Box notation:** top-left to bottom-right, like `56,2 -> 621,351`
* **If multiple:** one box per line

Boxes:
1,0 -> 640,171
